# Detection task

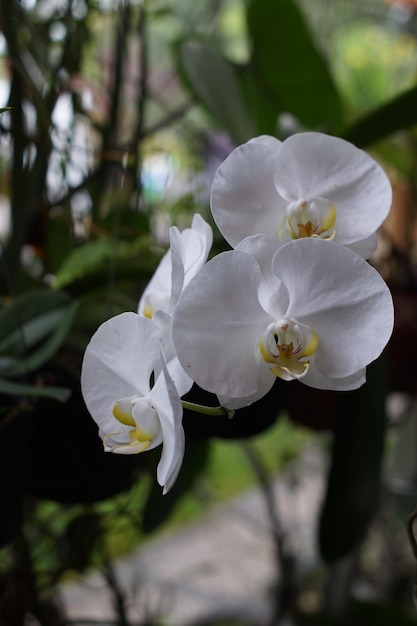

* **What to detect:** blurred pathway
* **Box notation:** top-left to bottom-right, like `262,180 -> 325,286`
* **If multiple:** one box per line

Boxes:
58,445 -> 325,626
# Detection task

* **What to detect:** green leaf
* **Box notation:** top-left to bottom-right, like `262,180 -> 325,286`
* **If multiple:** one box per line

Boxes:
0,290 -> 72,349
15,301 -> 78,376
319,358 -> 387,563
0,308 -> 70,356
0,378 -> 71,402
53,235 -> 158,290
177,38 -> 256,143
246,0 -> 343,129
342,85 -> 417,147
53,239 -> 113,289
0,291 -> 78,377
237,69 -> 282,137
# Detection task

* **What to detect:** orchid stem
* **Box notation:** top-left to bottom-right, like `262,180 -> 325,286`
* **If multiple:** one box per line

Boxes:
181,401 -> 235,419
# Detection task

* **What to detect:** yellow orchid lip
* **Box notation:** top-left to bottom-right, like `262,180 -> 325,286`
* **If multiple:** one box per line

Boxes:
103,430 -> 152,453
109,397 -> 159,453
112,402 -> 135,427
259,319 -> 318,382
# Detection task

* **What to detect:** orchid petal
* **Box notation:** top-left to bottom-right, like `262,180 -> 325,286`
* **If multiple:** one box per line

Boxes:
151,348 -> 185,494
169,228 -> 186,315
345,233 -> 378,259
173,250 -> 271,399
272,239 -> 394,378
81,313 -> 161,436
138,252 -> 172,317
274,132 -> 392,246
302,362 -> 367,391
169,213 -> 213,312
138,214 -> 213,317
153,309 -> 193,397
217,358 -> 275,409
210,136 -> 286,247
236,234 -> 288,316
190,213 -> 214,265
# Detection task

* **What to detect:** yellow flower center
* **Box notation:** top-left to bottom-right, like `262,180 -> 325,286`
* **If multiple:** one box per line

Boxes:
276,340 -> 295,359
259,319 -> 318,381
296,221 -> 316,238
279,198 -> 336,241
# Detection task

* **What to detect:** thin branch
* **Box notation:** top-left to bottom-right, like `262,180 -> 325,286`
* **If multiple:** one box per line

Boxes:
102,560 -> 131,626
103,0 -> 130,152
241,441 -> 298,625
138,98 -> 196,140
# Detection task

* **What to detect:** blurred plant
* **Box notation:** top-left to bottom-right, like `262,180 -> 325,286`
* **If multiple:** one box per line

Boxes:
1,0 -> 417,625
333,21 -> 417,113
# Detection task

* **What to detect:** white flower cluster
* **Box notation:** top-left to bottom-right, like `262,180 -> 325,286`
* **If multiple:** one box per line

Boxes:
81,132 -> 394,493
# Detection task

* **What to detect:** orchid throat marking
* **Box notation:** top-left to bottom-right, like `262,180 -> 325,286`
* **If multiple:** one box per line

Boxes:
280,198 -> 336,241
260,319 -> 318,382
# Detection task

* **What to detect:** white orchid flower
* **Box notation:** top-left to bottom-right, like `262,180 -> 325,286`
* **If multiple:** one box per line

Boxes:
210,132 -> 391,258
81,312 -> 185,494
172,237 -> 394,410
138,213 -> 213,318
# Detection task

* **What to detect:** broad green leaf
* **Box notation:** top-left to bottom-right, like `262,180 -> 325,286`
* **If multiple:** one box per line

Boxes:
237,69 -> 282,137
0,308 -> 69,355
4,301 -> 78,377
177,38 -> 256,143
342,85 -> 417,147
0,290 -> 72,348
319,358 -> 387,563
0,291 -> 78,377
0,378 -> 71,402
246,0 -> 343,129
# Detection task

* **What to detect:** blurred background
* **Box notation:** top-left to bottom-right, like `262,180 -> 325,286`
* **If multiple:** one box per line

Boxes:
2,0 -> 417,624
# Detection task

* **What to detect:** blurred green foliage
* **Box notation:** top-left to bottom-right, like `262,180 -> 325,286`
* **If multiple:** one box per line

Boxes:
1,0 -> 417,624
